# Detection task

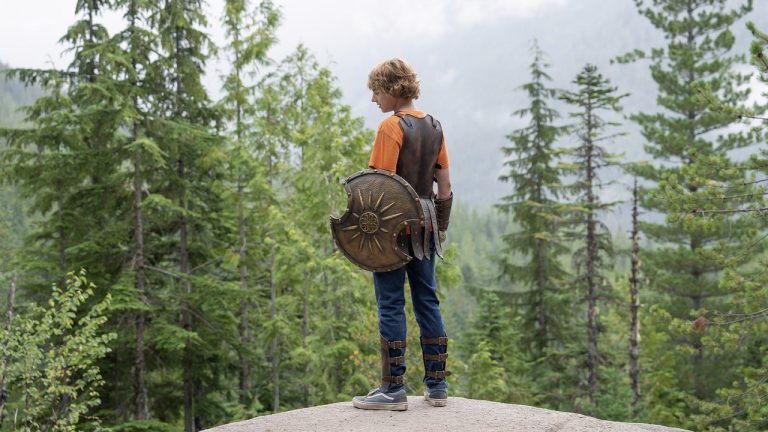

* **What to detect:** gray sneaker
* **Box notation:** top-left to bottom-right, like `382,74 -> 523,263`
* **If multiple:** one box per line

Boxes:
352,387 -> 408,411
424,388 -> 448,407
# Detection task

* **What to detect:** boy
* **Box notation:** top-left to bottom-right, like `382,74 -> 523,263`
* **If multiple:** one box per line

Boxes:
352,58 -> 454,411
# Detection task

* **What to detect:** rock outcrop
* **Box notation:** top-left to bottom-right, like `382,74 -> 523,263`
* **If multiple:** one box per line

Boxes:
204,396 -> 690,432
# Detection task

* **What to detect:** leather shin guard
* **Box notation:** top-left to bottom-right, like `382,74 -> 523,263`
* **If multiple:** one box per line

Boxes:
380,336 -> 406,389
420,336 -> 451,380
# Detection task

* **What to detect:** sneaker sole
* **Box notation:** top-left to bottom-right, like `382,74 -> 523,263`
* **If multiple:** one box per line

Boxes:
424,394 -> 447,407
352,399 -> 408,411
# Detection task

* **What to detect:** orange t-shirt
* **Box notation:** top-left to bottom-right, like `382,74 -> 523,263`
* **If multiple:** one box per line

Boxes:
368,110 -> 449,172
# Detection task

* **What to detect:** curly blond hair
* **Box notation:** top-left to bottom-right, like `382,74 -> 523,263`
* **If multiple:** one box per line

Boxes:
367,58 -> 420,100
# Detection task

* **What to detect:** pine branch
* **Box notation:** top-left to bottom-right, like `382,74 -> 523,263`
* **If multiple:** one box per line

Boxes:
690,207 -> 768,215
704,178 -> 768,192
145,265 -> 185,280
739,114 -> 768,122
190,257 -> 222,274
718,190 -> 768,201
707,408 -> 749,427
712,307 -> 768,325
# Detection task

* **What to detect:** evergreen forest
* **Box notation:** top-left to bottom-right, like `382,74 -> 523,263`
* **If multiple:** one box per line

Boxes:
1,0 -> 767,431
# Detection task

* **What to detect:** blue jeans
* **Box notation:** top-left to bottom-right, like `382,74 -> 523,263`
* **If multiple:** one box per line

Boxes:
373,240 -> 448,392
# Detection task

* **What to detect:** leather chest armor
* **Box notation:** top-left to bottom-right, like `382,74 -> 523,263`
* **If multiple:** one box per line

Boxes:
394,113 -> 443,198
393,112 -> 444,259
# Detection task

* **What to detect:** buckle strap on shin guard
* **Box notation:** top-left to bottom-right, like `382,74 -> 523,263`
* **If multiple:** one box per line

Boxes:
421,336 -> 450,380
426,370 -> 452,379
380,336 -> 405,388
420,336 -> 448,346
382,375 -> 405,384
423,353 -> 449,362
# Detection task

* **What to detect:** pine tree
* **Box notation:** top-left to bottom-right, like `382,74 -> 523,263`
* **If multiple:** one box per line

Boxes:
496,42 -> 571,357
560,64 -> 627,414
628,178 -> 642,418
152,1 -> 225,428
281,49 -> 374,405
0,1 -> 181,425
617,0 -> 765,425
1,0 -> 128,296
250,45 -> 375,411
496,43 -> 581,410
219,0 -> 280,409
1,5 -> 140,424
682,22 -> 768,431
106,0 -> 165,420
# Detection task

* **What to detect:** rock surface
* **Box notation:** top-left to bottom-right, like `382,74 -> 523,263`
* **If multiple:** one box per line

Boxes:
203,396 -> 690,432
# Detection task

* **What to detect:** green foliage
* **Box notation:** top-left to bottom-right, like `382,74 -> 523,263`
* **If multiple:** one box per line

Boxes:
438,203 -> 509,359
496,41 -> 573,359
679,23 -> 768,432
559,63 -> 628,413
1,0 -> 129,297
494,42 -> 594,414
459,290 -> 530,404
254,45 -> 376,411
1,270 -> 115,431
2,2 -> 767,431
107,420 -> 182,432
747,21 -> 768,74
463,342 -> 509,401
619,0 -> 765,426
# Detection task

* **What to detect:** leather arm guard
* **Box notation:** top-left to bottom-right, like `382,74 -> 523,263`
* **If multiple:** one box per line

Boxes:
434,192 -> 453,232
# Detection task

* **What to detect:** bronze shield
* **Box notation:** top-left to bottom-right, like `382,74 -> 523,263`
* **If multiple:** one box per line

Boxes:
330,169 -> 424,272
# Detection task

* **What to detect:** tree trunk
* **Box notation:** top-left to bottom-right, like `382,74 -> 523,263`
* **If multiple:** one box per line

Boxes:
238,184 -> 251,405
180,157 -> 194,432
234,36 -> 252,401
535,242 -> 547,356
133,129 -> 149,420
55,181 -> 71,420
534,148 -> 548,356
56,180 -> 66,285
170,16 -> 196,430
302,271 -> 310,407
0,274 -> 17,426
128,1 -> 150,417
629,178 -> 642,418
584,106 -> 599,414
270,258 -> 280,413
685,3 -> 706,400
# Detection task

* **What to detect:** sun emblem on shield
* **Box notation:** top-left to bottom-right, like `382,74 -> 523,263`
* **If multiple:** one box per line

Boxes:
330,168 -> 423,272
340,189 -> 403,253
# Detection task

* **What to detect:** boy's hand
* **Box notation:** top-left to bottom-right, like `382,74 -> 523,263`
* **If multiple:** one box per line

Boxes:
438,230 -> 447,246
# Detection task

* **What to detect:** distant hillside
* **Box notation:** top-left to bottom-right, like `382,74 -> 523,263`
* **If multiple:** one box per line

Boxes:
0,61 -> 43,127
0,61 -> 39,266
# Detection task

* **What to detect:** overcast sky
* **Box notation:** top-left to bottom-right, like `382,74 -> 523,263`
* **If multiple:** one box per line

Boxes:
1,0 -> 570,114
2,0 -> 766,208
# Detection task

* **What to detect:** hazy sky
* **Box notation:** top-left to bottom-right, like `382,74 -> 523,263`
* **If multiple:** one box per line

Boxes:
1,0 -> 569,112
2,0 -> 766,207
